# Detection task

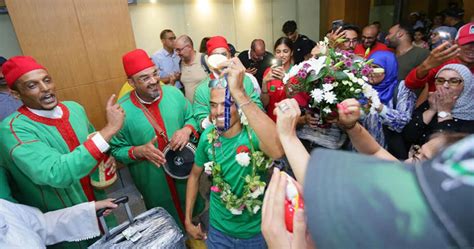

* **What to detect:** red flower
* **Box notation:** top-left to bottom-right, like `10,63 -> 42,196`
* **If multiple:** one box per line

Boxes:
289,77 -> 299,85
236,145 -> 250,154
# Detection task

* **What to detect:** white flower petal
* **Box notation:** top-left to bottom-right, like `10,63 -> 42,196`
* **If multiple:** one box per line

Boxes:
235,152 -> 251,167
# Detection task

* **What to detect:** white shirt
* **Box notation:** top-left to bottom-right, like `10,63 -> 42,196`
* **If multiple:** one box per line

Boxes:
0,199 -> 100,248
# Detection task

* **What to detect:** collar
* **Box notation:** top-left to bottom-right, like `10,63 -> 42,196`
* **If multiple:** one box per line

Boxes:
248,50 -> 252,60
134,90 -> 161,105
26,105 -> 63,119
160,48 -> 176,58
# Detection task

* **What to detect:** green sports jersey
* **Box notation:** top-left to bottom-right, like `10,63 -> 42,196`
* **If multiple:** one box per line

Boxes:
195,125 -> 265,239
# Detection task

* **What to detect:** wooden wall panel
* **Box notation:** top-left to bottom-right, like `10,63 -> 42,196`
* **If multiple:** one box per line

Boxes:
320,0 -> 370,37
73,0 -> 135,82
6,0 -> 94,90
56,84 -> 104,128
6,0 -> 135,127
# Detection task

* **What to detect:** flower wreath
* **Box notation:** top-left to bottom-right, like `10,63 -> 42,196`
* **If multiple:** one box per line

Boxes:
204,110 -> 273,215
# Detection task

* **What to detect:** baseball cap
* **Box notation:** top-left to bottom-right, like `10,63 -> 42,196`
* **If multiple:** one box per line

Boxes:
304,135 -> 474,248
455,22 -> 474,46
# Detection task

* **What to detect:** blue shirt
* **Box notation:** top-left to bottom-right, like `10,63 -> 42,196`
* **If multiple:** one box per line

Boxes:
151,48 -> 182,88
0,92 -> 22,121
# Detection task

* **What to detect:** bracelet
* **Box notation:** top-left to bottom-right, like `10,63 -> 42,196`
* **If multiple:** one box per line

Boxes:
129,146 -> 138,160
239,98 -> 252,108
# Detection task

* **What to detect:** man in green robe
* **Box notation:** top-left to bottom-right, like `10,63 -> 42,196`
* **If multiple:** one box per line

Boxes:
0,56 -> 124,249
185,52 -> 284,248
110,49 -> 204,230
193,36 -> 263,132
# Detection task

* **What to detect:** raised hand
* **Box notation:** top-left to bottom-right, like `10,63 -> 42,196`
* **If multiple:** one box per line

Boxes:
327,26 -> 346,47
337,98 -> 361,130
427,91 -> 437,112
436,87 -> 458,113
100,94 -> 125,141
133,136 -> 166,167
274,99 -> 301,139
422,42 -> 460,70
262,168 -> 314,249
217,57 -> 247,101
271,66 -> 285,80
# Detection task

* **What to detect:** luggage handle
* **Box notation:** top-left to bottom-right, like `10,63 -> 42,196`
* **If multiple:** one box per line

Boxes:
96,196 -> 130,217
96,196 -> 134,241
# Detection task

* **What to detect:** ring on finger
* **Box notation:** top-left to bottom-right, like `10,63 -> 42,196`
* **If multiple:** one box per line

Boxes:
278,103 -> 290,112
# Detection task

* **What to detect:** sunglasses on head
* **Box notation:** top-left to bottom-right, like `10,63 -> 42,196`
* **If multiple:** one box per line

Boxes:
208,77 -> 228,89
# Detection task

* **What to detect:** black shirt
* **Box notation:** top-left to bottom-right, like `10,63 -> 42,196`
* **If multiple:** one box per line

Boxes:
292,34 -> 316,64
402,101 -> 474,145
238,50 -> 274,85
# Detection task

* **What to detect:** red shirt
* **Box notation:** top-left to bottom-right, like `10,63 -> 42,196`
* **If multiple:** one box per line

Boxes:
404,58 -> 474,91
354,42 -> 391,58
263,67 -> 286,121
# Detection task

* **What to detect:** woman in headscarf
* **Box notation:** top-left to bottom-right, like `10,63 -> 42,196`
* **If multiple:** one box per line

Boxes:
403,63 -> 474,146
358,51 -> 417,157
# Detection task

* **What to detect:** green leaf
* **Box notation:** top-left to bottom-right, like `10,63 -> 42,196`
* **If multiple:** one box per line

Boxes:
334,71 -> 348,81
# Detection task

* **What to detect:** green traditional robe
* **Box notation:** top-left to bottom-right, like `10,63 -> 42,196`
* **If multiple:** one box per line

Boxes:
110,85 -> 204,229
0,101 -> 111,249
193,74 -> 263,132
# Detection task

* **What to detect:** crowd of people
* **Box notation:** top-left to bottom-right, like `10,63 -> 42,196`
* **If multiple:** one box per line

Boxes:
0,10 -> 473,249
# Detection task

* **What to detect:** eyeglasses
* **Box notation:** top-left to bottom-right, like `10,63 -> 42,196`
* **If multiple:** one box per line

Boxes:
137,71 -> 159,84
175,44 -> 189,53
361,36 -> 375,41
343,38 -> 359,45
434,77 -> 463,86
208,77 -> 228,88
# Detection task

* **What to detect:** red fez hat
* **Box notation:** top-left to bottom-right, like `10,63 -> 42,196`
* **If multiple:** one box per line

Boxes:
2,56 -> 46,89
122,49 -> 155,77
206,36 -> 230,55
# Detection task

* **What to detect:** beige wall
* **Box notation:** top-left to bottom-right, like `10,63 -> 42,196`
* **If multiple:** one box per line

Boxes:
129,0 -> 320,55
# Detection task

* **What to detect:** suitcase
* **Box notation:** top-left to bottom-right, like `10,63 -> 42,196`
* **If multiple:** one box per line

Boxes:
89,196 -> 186,248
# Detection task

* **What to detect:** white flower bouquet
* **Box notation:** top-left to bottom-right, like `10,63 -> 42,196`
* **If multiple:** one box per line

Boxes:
283,38 -> 381,125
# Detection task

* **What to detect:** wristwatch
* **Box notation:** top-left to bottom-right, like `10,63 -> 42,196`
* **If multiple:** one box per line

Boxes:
437,111 -> 451,118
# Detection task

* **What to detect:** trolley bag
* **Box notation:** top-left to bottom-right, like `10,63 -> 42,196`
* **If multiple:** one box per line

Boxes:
89,196 -> 185,248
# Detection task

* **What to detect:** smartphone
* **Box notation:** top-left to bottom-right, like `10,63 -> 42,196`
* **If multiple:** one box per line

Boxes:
271,58 -> 282,67
332,19 -> 344,31
251,62 -> 258,69
438,31 -> 453,47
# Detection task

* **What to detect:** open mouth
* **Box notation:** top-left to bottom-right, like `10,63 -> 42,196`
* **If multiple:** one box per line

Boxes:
41,93 -> 56,104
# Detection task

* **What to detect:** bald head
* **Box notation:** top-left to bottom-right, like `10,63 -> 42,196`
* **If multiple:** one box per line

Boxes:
175,35 -> 195,61
361,25 -> 378,49
176,35 -> 193,48
250,39 -> 266,62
